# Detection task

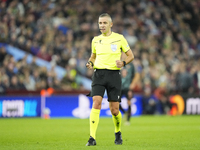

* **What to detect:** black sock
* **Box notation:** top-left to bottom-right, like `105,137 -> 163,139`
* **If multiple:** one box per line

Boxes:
127,105 -> 131,121
119,104 -> 125,114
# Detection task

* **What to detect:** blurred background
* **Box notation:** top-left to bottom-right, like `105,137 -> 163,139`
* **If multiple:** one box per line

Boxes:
0,0 -> 200,118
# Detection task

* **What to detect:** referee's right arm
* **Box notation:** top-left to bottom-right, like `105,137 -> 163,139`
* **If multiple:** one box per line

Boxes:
86,53 -> 96,69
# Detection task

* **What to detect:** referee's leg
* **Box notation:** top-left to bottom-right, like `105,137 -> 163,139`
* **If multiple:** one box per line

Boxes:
86,96 -> 102,146
110,102 -> 123,145
90,96 -> 102,138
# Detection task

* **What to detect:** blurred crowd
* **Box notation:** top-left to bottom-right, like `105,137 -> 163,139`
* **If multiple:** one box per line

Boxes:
0,0 -> 200,114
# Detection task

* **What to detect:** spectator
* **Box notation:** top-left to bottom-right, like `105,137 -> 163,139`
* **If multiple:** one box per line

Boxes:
177,62 -> 193,93
61,57 -> 78,90
0,47 -> 7,65
9,75 -> 20,90
142,88 -> 157,115
23,68 -> 35,91
36,44 -> 52,61
154,83 -> 171,114
0,0 -> 199,100
18,75 -> 26,90
192,65 -> 200,93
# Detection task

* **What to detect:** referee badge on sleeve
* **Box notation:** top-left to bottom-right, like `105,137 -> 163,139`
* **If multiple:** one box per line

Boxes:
111,44 -> 117,52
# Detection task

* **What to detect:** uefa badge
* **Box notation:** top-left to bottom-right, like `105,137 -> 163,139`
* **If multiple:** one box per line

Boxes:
110,44 -> 117,52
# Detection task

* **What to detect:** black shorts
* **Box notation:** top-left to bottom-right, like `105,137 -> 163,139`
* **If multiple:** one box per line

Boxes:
88,69 -> 121,102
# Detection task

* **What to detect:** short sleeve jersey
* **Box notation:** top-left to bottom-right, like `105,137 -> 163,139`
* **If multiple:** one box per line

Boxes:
92,32 -> 130,70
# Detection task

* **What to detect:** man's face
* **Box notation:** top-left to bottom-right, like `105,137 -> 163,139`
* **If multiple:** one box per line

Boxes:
98,16 -> 113,35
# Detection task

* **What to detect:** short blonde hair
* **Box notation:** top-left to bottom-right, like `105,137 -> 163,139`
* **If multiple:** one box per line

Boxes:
99,13 -> 112,22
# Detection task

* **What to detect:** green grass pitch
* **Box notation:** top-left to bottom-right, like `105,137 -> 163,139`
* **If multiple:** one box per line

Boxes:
0,115 -> 199,150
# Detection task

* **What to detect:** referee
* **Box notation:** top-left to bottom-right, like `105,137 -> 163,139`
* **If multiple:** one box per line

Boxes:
86,13 -> 134,146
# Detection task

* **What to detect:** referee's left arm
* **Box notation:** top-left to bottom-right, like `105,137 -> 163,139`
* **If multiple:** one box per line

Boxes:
116,49 -> 134,68
124,49 -> 134,65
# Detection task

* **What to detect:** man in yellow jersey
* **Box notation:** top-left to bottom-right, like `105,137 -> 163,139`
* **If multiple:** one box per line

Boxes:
85,13 -> 134,146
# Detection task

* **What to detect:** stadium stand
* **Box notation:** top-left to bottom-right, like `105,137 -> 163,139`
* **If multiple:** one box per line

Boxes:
0,0 -> 200,99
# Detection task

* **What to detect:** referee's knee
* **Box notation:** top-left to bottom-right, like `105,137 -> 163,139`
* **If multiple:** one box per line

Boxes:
110,108 -> 119,116
92,97 -> 103,109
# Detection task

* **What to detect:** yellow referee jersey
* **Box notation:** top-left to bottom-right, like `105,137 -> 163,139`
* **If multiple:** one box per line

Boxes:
92,32 -> 130,70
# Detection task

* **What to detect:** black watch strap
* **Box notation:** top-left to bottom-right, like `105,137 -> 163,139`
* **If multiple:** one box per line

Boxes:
123,61 -> 126,67
89,61 -> 94,67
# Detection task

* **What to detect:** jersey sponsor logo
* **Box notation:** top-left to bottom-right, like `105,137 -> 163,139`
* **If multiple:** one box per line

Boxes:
111,44 -> 117,52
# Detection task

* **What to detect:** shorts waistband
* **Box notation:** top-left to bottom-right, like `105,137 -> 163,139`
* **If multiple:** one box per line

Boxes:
95,69 -> 120,72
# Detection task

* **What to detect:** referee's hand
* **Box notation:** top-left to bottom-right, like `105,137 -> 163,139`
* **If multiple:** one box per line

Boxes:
86,62 -> 93,69
116,60 -> 123,68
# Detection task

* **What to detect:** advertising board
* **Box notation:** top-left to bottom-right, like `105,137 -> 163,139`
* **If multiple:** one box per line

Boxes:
0,94 -> 199,118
